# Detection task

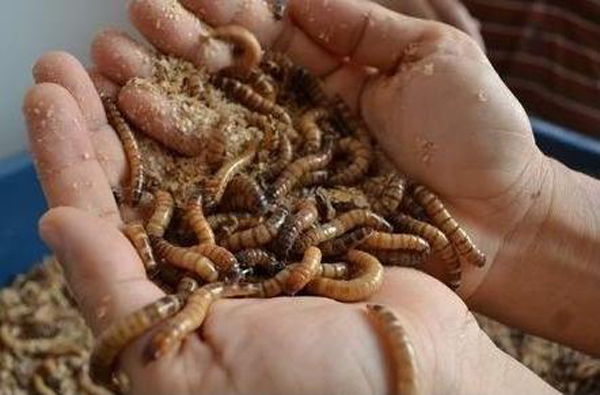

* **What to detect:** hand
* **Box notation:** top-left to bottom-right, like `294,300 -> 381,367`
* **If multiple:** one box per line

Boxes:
23,0 -> 556,394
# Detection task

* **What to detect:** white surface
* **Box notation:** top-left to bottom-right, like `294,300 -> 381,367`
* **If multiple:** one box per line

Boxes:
0,0 -> 137,160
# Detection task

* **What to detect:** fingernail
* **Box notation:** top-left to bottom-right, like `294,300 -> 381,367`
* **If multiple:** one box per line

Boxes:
39,212 -> 65,255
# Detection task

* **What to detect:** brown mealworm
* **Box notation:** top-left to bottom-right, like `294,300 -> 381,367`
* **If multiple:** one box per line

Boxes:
262,133 -> 293,181
183,191 -> 215,245
412,185 -> 486,267
89,295 -> 184,389
204,120 -> 229,169
294,209 -> 392,253
292,67 -> 330,107
243,69 -> 277,101
220,174 -> 268,214
370,249 -> 427,268
207,212 -> 264,234
246,113 -> 279,160
400,194 -> 428,221
146,190 -> 174,238
221,206 -> 289,252
299,170 -> 329,187
330,95 -> 372,145
360,231 -> 430,253
191,243 -> 240,280
318,227 -> 374,257
297,107 -> 329,153
212,25 -> 262,75
0,325 -> 80,356
102,97 -> 144,205
392,213 -> 461,290
366,304 -> 420,395
261,52 -> 294,83
123,222 -> 158,274
274,199 -> 319,258
330,137 -> 372,186
367,173 -> 407,216
283,247 -> 323,295
235,248 -> 283,277
305,249 -> 384,302
151,237 -> 219,282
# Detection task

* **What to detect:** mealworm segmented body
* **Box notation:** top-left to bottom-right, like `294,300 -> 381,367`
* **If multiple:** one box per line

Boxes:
366,304 -> 420,395
305,250 -> 384,302
283,247 -> 322,295
300,170 -> 329,187
412,185 -> 486,267
242,69 -> 277,101
220,174 -> 268,214
204,120 -> 228,169
89,295 -> 184,389
297,108 -> 328,153
360,232 -> 430,253
330,95 -> 372,145
251,264 -> 297,298
0,325 -> 80,356
146,190 -> 174,238
400,194 -> 428,221
330,137 -> 372,186
319,227 -> 374,257
294,209 -> 392,253
191,243 -> 240,280
33,373 -> 55,395
222,206 -> 289,252
212,25 -> 262,75
261,52 -> 294,83
392,213 -> 461,289
123,222 -> 157,274
207,212 -> 264,235
102,97 -> 144,205
177,276 -> 200,295
274,199 -> 319,258
184,192 -> 215,245
151,237 -> 219,282
370,250 -> 426,268
317,263 -> 349,279
262,133 -> 292,181
367,173 -> 407,216
292,67 -> 329,107
235,248 -> 283,277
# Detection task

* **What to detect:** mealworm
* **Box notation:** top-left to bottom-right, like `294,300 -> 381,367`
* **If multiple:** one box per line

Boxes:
89,295 -> 184,389
102,97 -> 144,205
246,113 -> 279,161
292,67 -> 329,107
269,141 -> 333,200
204,120 -> 229,169
299,170 -> 329,187
305,250 -> 384,302
366,304 -> 420,395
368,173 -> 407,216
317,263 -> 349,279
123,222 -> 158,275
297,108 -> 329,153
251,264 -> 297,298
235,249 -> 283,277
392,213 -> 461,289
294,209 -> 392,253
360,232 -> 430,253
318,227 -> 374,257
330,137 -> 372,186
146,190 -> 174,238
207,212 -> 264,234
220,174 -> 268,214
284,247 -> 323,295
183,191 -> 215,245
370,250 -> 426,268
78,366 -> 113,395
33,373 -> 56,395
212,25 -> 262,75
412,185 -> 486,267
330,95 -> 372,145
191,243 -> 240,280
151,237 -> 219,282
273,199 -> 319,258
177,276 -> 200,295
0,325 -> 81,356
212,76 -> 292,124
221,206 -> 289,252
400,194 -> 428,221
262,133 -> 292,181
183,74 -> 205,98
261,52 -> 294,83
203,142 -> 257,212
243,69 -> 277,101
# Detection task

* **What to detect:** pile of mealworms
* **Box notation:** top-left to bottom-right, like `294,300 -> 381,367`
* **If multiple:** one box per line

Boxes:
90,25 -> 488,392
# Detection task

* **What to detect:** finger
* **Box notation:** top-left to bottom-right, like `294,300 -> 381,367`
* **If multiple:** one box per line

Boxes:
429,0 -> 485,49
33,51 -> 107,131
91,29 -> 155,86
38,207 -> 163,334
88,68 -> 121,99
23,83 -> 122,225
371,0 -> 440,19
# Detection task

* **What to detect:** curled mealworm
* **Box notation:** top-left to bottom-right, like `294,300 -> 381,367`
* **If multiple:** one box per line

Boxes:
367,173 -> 407,216
330,95 -> 372,145
151,237 -> 219,282
305,249 -> 384,302
221,206 -> 289,252
123,222 -> 158,275
89,295 -> 184,389
284,246 -> 322,295
191,243 -> 240,280
317,263 -> 349,279
319,227 -> 374,257
360,231 -> 430,253
235,249 -> 283,277
300,170 -> 329,187
146,190 -> 174,238
273,199 -> 319,258
250,264 -> 297,298
294,209 -> 392,253
207,212 -> 264,234
330,137 -> 373,186
212,25 -> 262,75
269,141 -> 333,200
392,213 -> 461,289
369,250 -> 427,268
366,304 -> 420,395
102,97 -> 144,205
262,133 -> 292,181
412,185 -> 486,267
297,107 -> 329,153
220,174 -> 268,214
203,141 -> 258,212
183,191 -> 215,245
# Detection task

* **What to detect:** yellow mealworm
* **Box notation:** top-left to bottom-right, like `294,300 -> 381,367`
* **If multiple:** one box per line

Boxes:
220,174 -> 268,214
204,120 -> 229,169
297,107 -> 329,153
366,304 -> 420,395
89,295 -> 184,389
294,209 -> 392,253
368,173 -> 407,216
212,76 -> 292,124
360,232 -> 430,253
243,69 -> 277,101
284,246 -> 323,295
250,264 -> 297,298
370,250 -> 427,268
330,95 -> 372,145
184,191 -> 215,245
146,190 -> 174,238
305,250 -> 384,302
246,112 -> 279,159
261,52 -> 294,83
0,325 -> 80,356
269,141 -> 333,200
212,25 -> 262,75
191,243 -> 240,280
300,170 -> 329,187
317,263 -> 349,279
392,213 -> 461,290
151,237 -> 219,282
203,142 -> 257,212
235,248 -> 283,276
102,97 -> 144,205
330,137 -> 373,186
262,133 -> 293,181
412,185 -> 486,267
319,227 -> 374,257
221,206 -> 289,252
274,199 -> 319,258
123,222 -> 158,274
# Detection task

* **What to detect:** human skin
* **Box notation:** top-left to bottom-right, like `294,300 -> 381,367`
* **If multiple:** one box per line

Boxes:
22,0 -> 599,394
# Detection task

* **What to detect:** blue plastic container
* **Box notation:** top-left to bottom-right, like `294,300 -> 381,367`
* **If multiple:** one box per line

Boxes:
1,119 -> 598,286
